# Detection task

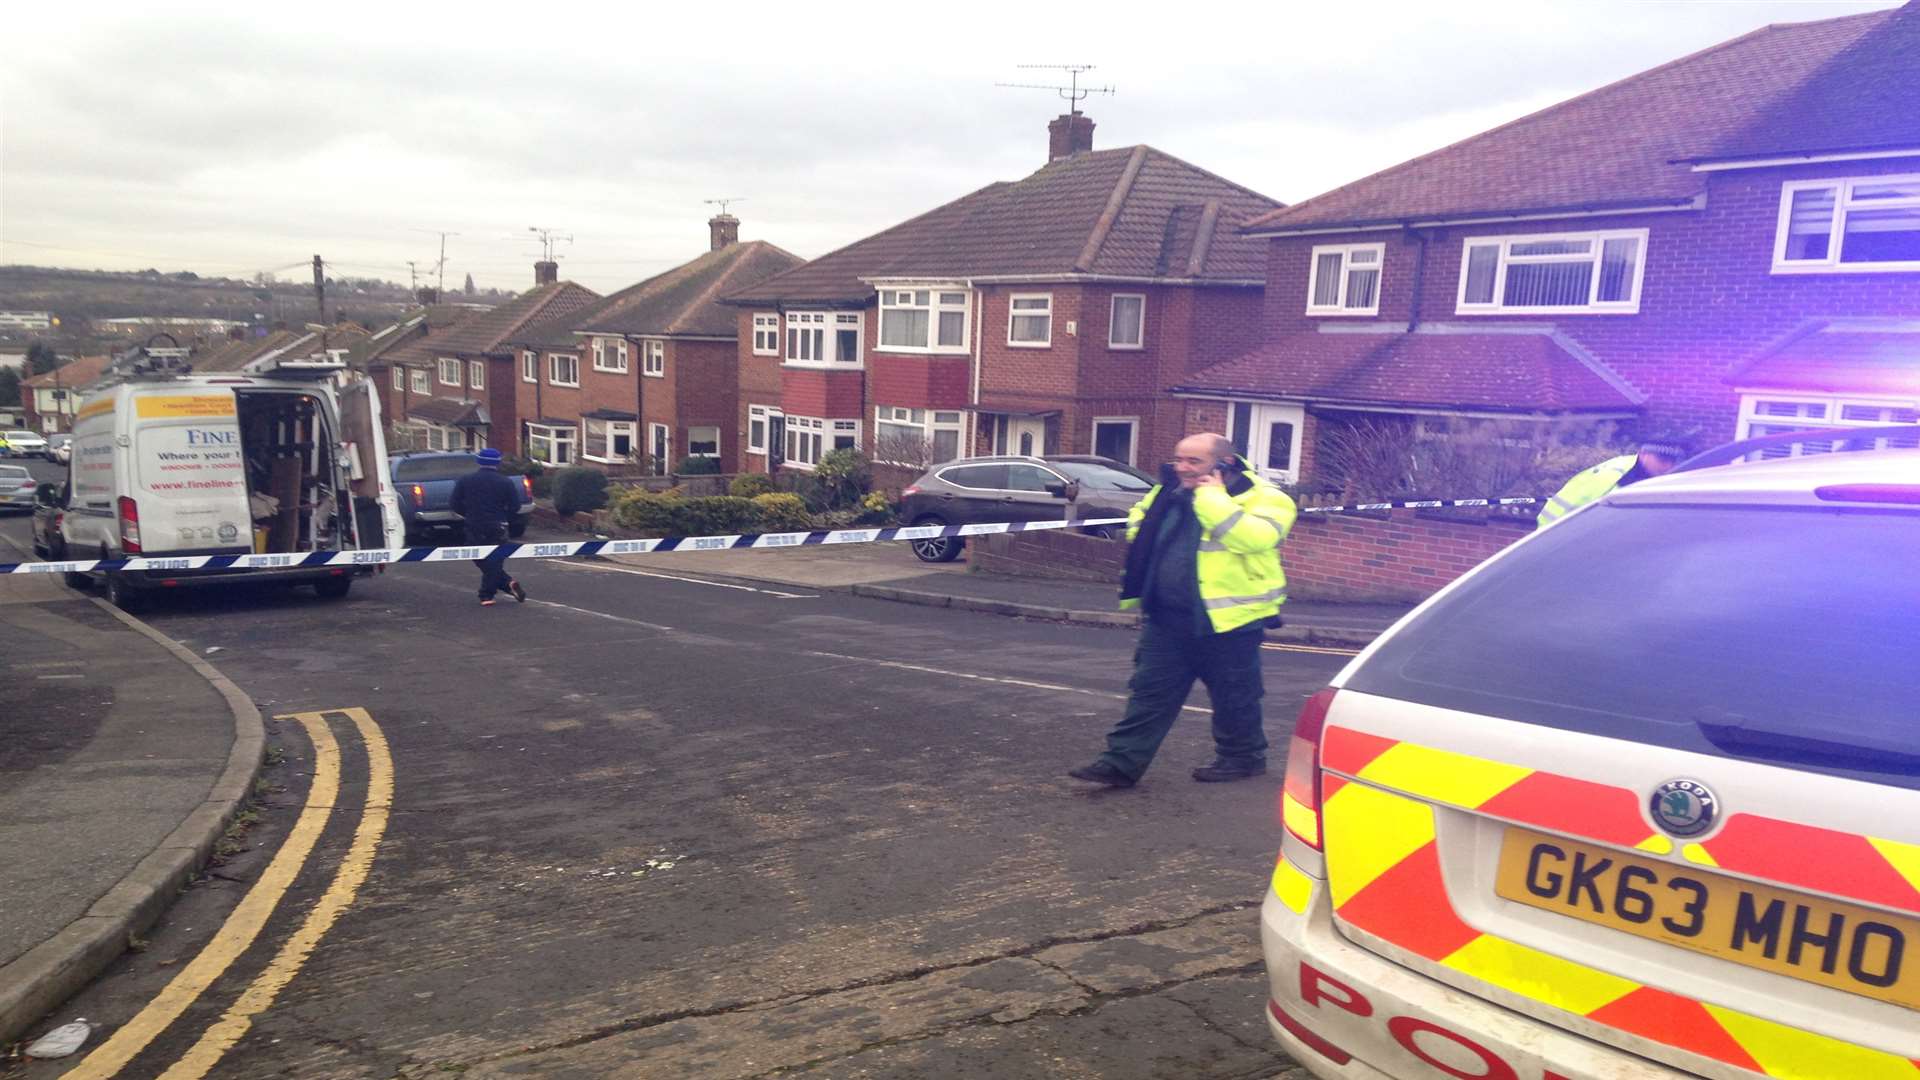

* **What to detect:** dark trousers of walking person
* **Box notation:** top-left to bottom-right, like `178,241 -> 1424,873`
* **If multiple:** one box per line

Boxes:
1097,617 -> 1267,781
468,524 -> 513,601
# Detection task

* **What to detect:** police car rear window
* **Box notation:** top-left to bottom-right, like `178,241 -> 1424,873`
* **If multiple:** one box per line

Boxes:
1345,504 -> 1920,790
394,457 -> 478,482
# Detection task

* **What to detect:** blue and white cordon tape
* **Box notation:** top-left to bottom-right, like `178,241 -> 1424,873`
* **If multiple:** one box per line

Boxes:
0,495 -> 1547,576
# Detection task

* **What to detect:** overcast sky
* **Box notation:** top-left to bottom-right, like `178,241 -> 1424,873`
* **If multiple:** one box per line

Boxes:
0,0 -> 1898,295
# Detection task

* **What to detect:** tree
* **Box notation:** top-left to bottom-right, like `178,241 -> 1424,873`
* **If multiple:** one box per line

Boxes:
25,342 -> 62,376
0,366 -> 20,409
463,273 -> 476,296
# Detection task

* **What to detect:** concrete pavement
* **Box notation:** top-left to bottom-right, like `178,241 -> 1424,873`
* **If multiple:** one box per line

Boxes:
0,568 -> 261,1045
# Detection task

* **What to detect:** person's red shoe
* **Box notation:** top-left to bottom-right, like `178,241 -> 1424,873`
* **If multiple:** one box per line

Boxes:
480,598 -> 496,606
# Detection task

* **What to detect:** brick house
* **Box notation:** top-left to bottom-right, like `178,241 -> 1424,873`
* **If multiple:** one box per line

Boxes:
22,354 -> 112,434
372,273 -> 599,452
505,218 -> 800,473
1176,3 -> 1920,488
722,114 -> 1280,475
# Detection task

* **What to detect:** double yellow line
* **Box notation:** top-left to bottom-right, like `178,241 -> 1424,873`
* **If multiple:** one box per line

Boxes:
66,708 -> 392,1080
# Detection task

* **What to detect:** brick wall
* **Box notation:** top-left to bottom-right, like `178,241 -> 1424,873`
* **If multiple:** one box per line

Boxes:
967,529 -> 1126,583
870,351 -> 970,410
672,339 -> 741,473
781,366 -> 863,418
737,309 -> 781,474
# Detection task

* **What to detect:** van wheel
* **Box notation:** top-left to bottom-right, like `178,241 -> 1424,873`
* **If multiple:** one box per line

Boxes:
64,571 -> 92,590
314,576 -> 352,600
106,572 -> 144,613
910,516 -> 963,563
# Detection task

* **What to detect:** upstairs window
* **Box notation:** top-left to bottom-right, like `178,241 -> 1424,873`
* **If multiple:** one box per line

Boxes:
521,350 -> 538,383
1306,243 -> 1383,315
468,360 -> 485,390
1775,176 -> 1920,272
878,289 -> 969,352
1008,294 -> 1053,346
785,313 -> 860,365
593,337 -> 628,373
751,314 -> 779,356
437,357 -> 462,386
1109,294 -> 1145,348
410,369 -> 430,394
391,368 -> 405,392
550,353 -> 580,387
641,339 -> 665,377
1457,229 -> 1646,314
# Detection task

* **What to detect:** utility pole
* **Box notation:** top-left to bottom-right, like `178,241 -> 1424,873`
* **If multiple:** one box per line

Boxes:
407,261 -> 420,293
312,255 -> 327,326
412,229 -> 460,295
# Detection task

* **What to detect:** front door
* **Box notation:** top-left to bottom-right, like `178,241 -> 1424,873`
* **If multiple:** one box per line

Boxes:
768,413 -> 786,468
1243,403 -> 1304,486
1009,417 -> 1046,457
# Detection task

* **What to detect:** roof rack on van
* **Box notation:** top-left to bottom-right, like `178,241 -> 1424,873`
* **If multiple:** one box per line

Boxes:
1674,423 -> 1920,473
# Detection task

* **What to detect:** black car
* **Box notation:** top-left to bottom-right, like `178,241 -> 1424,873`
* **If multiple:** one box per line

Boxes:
897,455 -> 1154,562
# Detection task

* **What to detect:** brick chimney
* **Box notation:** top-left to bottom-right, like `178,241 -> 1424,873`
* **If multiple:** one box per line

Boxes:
708,213 -> 740,251
534,260 -> 560,286
1048,112 -> 1095,162
416,286 -> 439,305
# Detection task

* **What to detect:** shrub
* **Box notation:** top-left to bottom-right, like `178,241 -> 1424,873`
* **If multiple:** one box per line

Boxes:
857,490 -> 896,526
609,492 -> 761,538
675,455 -> 722,476
751,492 -> 811,532
729,473 -> 776,498
610,491 -> 680,535
550,467 -> 610,517
813,448 -> 872,510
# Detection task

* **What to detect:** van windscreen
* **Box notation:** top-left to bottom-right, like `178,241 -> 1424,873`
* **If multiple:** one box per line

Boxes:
1345,504 -> 1920,790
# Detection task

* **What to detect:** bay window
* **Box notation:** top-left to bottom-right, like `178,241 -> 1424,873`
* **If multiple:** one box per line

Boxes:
527,423 -> 576,465
878,289 -> 969,352
784,313 -> 859,366
875,406 -> 964,465
1008,294 -> 1053,346
1457,229 -> 1647,313
1775,175 -> 1920,272
748,404 -> 778,456
584,418 -> 636,463
1737,394 -> 1920,458
783,416 -> 859,469
1306,243 -> 1383,314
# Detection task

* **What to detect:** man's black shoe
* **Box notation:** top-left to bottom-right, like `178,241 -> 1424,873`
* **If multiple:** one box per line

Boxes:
1067,761 -> 1136,788
510,579 -> 527,603
1191,760 -> 1266,782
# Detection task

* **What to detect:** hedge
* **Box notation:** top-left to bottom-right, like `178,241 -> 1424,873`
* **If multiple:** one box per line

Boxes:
551,467 -> 610,517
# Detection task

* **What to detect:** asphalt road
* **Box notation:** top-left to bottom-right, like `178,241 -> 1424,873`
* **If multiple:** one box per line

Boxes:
1,510 -> 1346,1079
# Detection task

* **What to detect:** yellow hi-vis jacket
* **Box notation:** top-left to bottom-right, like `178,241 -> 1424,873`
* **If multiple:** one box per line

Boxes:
1535,454 -> 1636,530
1120,471 -> 1299,634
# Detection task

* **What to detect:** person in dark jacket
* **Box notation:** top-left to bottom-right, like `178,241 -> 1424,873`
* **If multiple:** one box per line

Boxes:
448,448 -> 526,606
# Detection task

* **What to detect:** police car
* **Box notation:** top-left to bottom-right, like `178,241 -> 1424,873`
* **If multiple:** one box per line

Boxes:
1262,427 -> 1920,1079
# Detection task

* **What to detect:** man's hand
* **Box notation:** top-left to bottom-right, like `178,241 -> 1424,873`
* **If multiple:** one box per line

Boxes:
1192,471 -> 1225,489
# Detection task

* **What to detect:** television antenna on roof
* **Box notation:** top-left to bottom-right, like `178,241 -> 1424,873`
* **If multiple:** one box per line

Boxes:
995,64 -> 1114,117
528,226 -> 574,262
704,197 -> 746,216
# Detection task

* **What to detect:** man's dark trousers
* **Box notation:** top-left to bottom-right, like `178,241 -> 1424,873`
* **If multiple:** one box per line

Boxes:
468,524 -> 512,600
1097,617 -> 1267,781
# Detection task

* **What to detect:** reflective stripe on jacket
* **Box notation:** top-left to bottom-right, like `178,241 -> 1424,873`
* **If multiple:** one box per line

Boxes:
1120,472 -> 1298,634
1535,455 -> 1635,530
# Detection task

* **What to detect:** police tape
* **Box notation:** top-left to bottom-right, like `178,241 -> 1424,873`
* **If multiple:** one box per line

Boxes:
0,496 -> 1551,576
0,516 -> 1131,576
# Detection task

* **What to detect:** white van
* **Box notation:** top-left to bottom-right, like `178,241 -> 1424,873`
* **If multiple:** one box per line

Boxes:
63,359 -> 401,609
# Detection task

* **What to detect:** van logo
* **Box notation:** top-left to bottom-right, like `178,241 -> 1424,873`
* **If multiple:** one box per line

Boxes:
1649,779 -> 1718,838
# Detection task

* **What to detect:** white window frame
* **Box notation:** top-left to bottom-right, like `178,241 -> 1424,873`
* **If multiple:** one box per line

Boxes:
1735,391 -> 1920,457
1773,174 -> 1920,274
783,312 -> 861,368
521,350 -> 538,383
874,406 -> 965,466
687,425 -> 720,458
593,336 -> 629,373
583,418 -> 637,464
751,314 -> 780,356
1090,416 -> 1140,466
1455,228 -> 1649,315
781,416 -> 860,470
437,357 -> 462,386
526,422 -> 577,466
469,359 -> 485,390
1007,293 -> 1053,347
549,353 -> 580,388
648,423 -> 671,475
747,404 -> 778,456
641,338 -> 665,378
409,369 -> 430,394
391,367 -> 405,392
1107,293 -> 1146,349
877,288 -> 970,354
1305,243 -> 1385,316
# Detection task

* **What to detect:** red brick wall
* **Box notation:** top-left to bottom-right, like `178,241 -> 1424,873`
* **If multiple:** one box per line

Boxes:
1283,509 -> 1529,603
1257,155 -> 1920,443
671,339 -> 740,472
977,285 -> 1084,401
780,367 -> 863,418
737,309 -> 781,474
869,351 -> 970,409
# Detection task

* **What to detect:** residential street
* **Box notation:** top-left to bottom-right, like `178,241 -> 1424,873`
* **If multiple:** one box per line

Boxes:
0,513 -> 1345,1079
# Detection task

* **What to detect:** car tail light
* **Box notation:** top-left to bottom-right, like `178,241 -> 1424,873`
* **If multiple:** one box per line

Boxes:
902,484 -> 921,497
411,483 -> 424,503
521,475 -> 533,498
117,495 -> 142,554
1281,688 -> 1338,850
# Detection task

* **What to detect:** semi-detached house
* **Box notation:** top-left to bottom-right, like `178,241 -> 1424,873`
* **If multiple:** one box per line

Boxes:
1176,2 -> 1920,486
722,114 -> 1281,474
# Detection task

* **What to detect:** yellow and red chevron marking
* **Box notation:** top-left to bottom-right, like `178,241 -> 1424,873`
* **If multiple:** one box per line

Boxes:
1321,726 -> 1920,907
1322,781 -> 1920,1079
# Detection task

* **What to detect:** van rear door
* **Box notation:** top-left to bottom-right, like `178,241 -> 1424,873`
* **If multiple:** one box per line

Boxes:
130,388 -> 250,553
338,379 -> 401,549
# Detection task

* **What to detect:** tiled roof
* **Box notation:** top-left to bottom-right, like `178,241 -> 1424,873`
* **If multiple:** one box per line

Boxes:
358,305 -> 490,370
726,145 -> 1281,304
191,331 -> 303,373
386,283 -> 600,364
23,355 -> 111,389
407,398 -> 490,426
546,241 -> 804,340
1243,6 -> 1906,233
1171,325 -> 1643,413
1727,318 -> 1920,396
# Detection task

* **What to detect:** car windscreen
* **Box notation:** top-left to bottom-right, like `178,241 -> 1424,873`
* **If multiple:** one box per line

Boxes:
1345,503 -> 1920,790
5,432 -> 38,440
1050,461 -> 1152,491
395,456 -> 478,482
0,467 -> 28,479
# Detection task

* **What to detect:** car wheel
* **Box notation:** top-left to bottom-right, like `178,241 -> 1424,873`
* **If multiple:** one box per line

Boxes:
909,516 -> 963,563
1085,523 -> 1124,541
314,576 -> 352,599
508,519 -> 527,539
105,571 -> 144,613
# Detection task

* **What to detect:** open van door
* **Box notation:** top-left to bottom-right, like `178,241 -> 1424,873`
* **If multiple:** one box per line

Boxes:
338,379 -> 403,550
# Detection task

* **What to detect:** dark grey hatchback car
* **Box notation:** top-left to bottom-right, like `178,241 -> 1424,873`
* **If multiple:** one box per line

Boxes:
896,455 -> 1154,562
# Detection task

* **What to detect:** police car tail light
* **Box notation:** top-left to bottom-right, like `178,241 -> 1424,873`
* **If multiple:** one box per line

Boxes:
117,496 -> 142,554
1282,688 -> 1338,850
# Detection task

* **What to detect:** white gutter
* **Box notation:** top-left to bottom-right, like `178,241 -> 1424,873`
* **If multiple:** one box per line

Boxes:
859,273 -> 1264,287
1168,391 -> 1636,420
1690,148 -> 1920,172
1242,197 -> 1705,239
